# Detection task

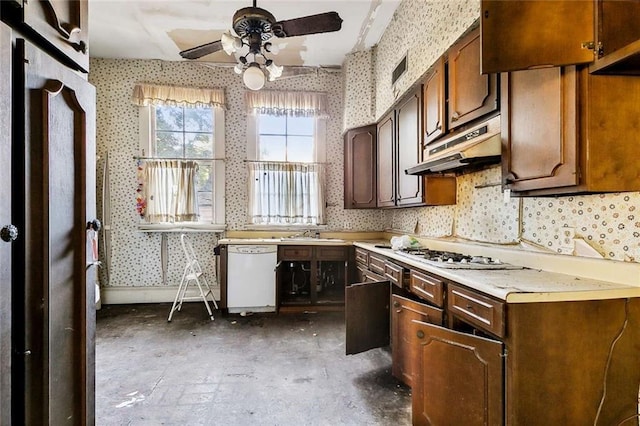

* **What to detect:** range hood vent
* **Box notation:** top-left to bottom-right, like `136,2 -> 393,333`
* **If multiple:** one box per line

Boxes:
406,115 -> 502,175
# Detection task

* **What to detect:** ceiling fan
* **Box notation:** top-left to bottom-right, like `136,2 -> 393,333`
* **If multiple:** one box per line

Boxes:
179,0 -> 343,90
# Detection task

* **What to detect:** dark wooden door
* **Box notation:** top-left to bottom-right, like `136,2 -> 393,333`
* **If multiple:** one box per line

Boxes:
344,125 -> 377,209
396,88 -> 423,207
0,22 -> 13,426
391,294 -> 443,387
13,39 -> 96,425
448,27 -> 498,130
345,280 -> 390,355
481,0 -> 594,74
501,66 -> 578,192
376,111 -> 395,208
423,57 -> 446,146
412,320 -> 504,426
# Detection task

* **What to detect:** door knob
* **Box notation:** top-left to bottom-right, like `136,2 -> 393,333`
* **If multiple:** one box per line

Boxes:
0,225 -> 18,242
86,219 -> 101,232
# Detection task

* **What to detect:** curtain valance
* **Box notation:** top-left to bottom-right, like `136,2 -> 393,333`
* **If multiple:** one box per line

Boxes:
245,90 -> 329,118
132,83 -> 226,109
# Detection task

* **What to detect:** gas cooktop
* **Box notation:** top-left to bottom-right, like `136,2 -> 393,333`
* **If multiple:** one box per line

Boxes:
394,248 -> 524,270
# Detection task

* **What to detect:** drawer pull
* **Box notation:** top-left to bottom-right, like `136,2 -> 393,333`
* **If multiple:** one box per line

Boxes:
466,304 -> 474,311
393,301 -> 400,308
417,330 -> 425,339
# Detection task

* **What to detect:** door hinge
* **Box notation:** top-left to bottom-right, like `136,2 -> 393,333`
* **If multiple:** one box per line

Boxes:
581,41 -> 595,50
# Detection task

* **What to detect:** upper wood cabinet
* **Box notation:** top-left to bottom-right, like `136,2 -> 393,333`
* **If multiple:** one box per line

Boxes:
344,125 -> 377,209
1,0 -> 89,72
447,27 -> 499,131
422,57 -> 446,146
481,0 -> 640,75
396,88 -> 424,206
375,87 -> 457,208
502,65 -> 640,195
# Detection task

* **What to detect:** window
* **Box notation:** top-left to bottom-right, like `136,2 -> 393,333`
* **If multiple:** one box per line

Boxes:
245,91 -> 328,227
134,84 -> 225,228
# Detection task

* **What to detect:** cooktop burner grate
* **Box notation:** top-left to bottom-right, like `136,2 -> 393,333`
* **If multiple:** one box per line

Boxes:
396,247 -> 523,270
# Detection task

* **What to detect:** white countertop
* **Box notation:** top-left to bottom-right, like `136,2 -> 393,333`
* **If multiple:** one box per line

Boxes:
354,242 -> 640,303
218,237 -> 350,246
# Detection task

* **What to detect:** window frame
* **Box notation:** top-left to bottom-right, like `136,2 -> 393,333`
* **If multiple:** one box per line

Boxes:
246,113 -> 327,229
138,104 -> 226,230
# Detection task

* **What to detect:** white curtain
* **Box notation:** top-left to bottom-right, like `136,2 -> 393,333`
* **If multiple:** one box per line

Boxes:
248,162 -> 325,225
132,83 -> 226,109
245,90 -> 329,118
143,160 -> 199,223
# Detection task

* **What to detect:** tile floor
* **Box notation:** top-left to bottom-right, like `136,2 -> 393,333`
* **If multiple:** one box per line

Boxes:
96,303 -> 412,425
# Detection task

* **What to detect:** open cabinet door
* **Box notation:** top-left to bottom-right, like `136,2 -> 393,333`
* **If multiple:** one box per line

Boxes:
345,280 -> 390,355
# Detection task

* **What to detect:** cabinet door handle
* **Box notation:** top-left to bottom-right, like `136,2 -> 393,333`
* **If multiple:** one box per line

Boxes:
451,111 -> 460,122
1,225 -> 18,243
40,0 -> 87,53
393,301 -> 400,308
466,304 -> 475,311
416,330 -> 425,339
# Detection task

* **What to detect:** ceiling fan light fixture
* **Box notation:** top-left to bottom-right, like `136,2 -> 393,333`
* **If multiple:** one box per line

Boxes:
221,31 -> 243,55
243,63 -> 266,90
234,63 -> 244,74
266,61 -> 283,79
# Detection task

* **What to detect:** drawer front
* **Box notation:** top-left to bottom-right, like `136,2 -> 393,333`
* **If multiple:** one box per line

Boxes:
362,269 -> 386,283
317,246 -> 348,261
448,284 -> 505,338
369,254 -> 386,276
384,260 -> 406,289
278,246 -> 312,260
392,294 -> 444,326
354,248 -> 369,266
410,270 -> 444,307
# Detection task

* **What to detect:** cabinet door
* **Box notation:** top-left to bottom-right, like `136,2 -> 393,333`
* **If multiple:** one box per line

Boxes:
423,57 -> 446,146
391,294 -> 443,387
18,0 -> 90,72
0,22 -> 12,426
481,0 -> 594,74
344,125 -> 377,209
591,1 -> 640,74
396,88 -> 424,206
345,280 -> 390,355
376,111 -> 395,207
412,321 -> 504,426
13,39 -> 96,425
448,28 -> 499,130
501,67 -> 579,192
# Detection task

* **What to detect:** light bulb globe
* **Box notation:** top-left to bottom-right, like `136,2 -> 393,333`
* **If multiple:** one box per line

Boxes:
243,64 -> 265,91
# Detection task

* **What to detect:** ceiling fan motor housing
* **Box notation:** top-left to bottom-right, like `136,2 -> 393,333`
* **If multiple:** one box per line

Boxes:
232,7 -> 276,41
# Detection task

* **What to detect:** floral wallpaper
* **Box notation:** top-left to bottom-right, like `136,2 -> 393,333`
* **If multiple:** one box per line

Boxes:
89,58 -> 385,289
342,50 -> 375,130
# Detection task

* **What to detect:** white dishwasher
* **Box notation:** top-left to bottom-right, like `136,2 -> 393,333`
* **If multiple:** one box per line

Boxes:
227,245 -> 277,313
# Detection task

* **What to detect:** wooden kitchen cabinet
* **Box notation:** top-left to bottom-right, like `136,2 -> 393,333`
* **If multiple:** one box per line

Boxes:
344,125 -> 377,209
1,0 -> 90,72
422,57 -> 446,146
376,88 -> 456,208
412,320 -> 504,426
391,294 -> 443,388
277,245 -> 348,308
447,27 -> 499,131
502,65 -> 640,195
481,0 -> 640,75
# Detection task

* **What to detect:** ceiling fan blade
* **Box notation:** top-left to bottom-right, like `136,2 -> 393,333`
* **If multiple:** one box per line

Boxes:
272,12 -> 342,38
179,40 -> 223,60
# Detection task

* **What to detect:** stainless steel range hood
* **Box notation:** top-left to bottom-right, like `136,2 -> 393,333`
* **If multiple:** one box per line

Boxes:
406,115 -> 502,175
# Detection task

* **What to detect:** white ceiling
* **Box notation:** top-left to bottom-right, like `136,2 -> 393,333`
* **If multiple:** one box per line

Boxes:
89,0 -> 401,67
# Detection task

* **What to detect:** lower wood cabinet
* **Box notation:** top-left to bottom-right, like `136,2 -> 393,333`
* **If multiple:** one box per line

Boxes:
277,245 -> 348,308
347,247 -> 640,426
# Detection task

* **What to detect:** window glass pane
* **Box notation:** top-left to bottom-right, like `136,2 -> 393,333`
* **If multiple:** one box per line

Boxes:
259,135 -> 286,161
195,162 -> 213,222
184,108 -> 213,132
259,114 -> 286,135
155,106 -> 183,131
287,116 -> 314,136
185,133 -> 213,158
287,136 -> 314,162
155,131 -> 183,157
